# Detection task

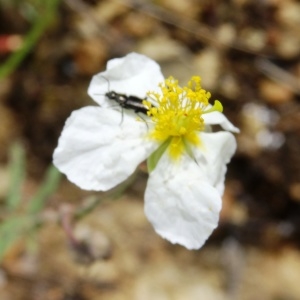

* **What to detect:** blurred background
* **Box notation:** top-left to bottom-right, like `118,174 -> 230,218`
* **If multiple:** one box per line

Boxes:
0,0 -> 300,299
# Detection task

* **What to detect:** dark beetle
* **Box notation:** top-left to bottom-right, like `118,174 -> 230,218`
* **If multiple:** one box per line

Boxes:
106,91 -> 149,115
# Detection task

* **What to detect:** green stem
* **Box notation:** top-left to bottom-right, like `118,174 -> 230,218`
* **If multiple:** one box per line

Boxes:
0,0 -> 61,79
74,172 -> 139,221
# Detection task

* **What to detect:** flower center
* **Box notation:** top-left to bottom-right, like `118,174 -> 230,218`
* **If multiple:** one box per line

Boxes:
144,76 -> 223,160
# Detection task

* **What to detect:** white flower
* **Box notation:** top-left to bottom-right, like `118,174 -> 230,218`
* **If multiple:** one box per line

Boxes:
53,52 -> 239,250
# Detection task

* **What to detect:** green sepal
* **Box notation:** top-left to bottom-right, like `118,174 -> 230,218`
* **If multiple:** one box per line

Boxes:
147,138 -> 171,172
182,137 -> 197,163
203,100 -> 223,114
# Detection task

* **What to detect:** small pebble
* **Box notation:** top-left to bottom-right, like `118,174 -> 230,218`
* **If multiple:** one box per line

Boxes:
259,79 -> 294,104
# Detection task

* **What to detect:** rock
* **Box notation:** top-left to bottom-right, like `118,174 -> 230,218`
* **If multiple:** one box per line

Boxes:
73,38 -> 108,75
259,79 -> 294,103
193,48 -> 221,90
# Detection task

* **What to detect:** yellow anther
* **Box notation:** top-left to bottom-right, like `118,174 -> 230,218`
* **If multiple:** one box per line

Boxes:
145,76 -> 223,159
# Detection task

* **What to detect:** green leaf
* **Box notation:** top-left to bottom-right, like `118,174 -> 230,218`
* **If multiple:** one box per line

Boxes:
0,0 -> 61,78
147,138 -> 171,172
6,142 -> 26,211
27,164 -> 62,214
0,216 -> 31,261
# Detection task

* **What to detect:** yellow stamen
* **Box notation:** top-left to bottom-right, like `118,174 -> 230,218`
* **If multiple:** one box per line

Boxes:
145,76 -> 222,160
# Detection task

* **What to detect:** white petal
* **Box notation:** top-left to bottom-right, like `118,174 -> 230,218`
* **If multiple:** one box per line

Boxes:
88,52 -> 164,107
53,106 -> 157,191
203,111 -> 240,133
144,154 -> 222,250
195,131 -> 237,195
